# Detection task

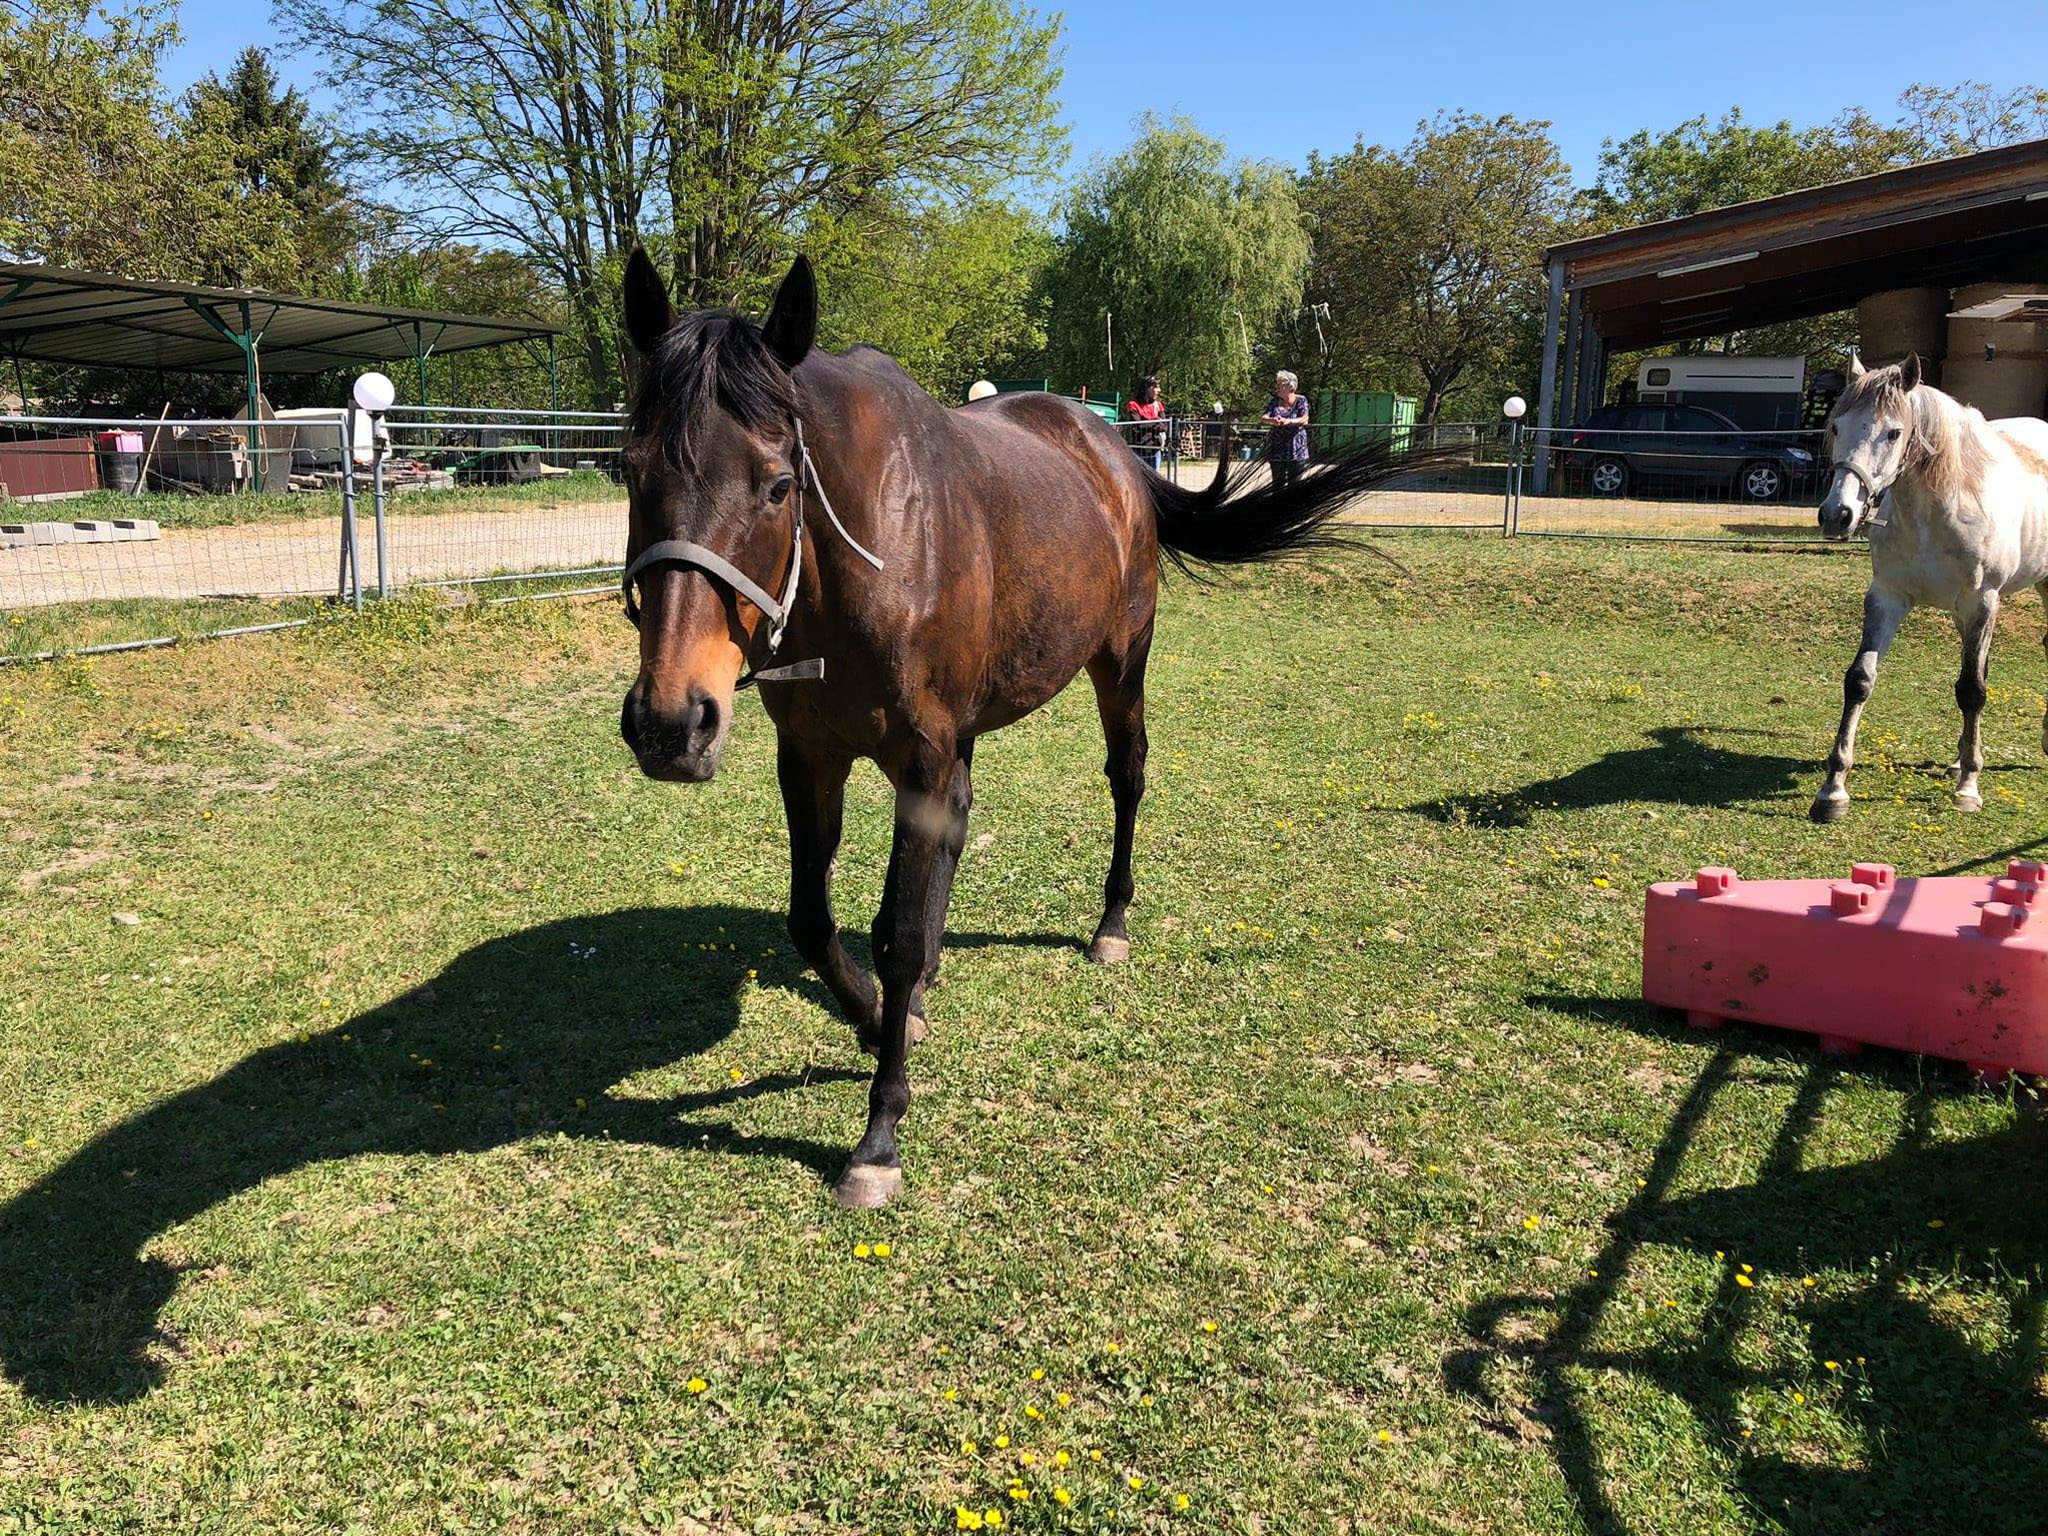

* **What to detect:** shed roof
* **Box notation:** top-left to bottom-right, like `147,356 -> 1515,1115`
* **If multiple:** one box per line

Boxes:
0,263 -> 563,374
1547,138 -> 2048,348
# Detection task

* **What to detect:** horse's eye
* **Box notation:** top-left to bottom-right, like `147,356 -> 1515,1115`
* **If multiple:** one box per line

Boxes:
767,475 -> 795,505
1885,427 -> 1903,442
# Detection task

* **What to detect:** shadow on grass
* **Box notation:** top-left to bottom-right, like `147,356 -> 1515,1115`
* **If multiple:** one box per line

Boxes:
1448,1000 -> 2048,1535
0,904 -> 1065,1405
1406,726 -> 1813,829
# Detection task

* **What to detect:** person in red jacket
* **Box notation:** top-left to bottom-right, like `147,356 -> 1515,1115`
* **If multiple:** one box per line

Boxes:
1122,375 -> 1167,471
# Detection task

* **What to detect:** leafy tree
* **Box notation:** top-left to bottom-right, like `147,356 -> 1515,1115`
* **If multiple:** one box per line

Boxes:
0,0 -> 296,284
279,0 -> 1065,403
1043,115 -> 1309,413
1302,112 -> 1569,422
1900,81 -> 2048,155
818,198 -> 1052,398
184,47 -> 360,286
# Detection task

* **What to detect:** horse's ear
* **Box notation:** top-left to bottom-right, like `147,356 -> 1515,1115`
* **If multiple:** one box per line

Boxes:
623,247 -> 675,357
1846,351 -> 1866,380
761,256 -> 816,371
1899,352 -> 1922,392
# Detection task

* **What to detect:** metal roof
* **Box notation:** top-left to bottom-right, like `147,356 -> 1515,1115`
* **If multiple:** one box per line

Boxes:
1545,137 -> 2048,348
0,263 -> 563,374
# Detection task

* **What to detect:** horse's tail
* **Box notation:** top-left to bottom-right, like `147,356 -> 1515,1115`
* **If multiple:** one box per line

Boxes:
1143,431 -> 1417,576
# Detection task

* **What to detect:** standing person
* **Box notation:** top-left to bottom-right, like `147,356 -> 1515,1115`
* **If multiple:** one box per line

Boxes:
1262,370 -> 1310,490
1122,375 -> 1167,472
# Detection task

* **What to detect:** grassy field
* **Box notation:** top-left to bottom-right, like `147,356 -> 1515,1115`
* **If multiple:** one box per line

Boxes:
27,471 -> 625,532
1,536 -> 2044,1534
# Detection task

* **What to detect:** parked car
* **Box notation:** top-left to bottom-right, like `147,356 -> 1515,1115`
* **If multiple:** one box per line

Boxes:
1557,404 -> 1817,501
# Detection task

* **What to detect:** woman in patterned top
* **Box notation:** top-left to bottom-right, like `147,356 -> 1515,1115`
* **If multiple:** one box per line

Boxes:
1262,370 -> 1310,490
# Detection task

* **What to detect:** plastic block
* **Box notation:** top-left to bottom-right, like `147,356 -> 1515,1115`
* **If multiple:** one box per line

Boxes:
1643,864 -> 2048,1077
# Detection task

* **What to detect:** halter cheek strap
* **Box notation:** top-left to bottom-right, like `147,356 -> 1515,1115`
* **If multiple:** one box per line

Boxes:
620,416 -> 884,683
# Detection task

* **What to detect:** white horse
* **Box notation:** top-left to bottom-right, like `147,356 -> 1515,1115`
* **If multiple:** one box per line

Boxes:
1810,353 -> 2048,822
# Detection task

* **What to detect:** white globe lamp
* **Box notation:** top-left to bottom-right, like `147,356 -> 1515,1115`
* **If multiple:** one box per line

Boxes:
1502,395 -> 1528,421
353,371 -> 396,414
966,379 -> 997,402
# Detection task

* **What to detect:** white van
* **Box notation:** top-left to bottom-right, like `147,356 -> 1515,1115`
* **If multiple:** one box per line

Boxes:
1635,356 -> 1806,431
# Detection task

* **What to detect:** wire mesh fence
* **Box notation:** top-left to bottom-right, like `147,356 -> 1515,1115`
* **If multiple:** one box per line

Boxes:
1514,425 -> 1834,543
3,399 -> 1860,661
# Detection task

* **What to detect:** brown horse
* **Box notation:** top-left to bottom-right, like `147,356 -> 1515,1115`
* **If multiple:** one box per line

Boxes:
617,249 -> 1406,1207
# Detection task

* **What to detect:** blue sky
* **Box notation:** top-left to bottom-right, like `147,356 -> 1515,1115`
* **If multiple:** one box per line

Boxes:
169,0 -> 2048,184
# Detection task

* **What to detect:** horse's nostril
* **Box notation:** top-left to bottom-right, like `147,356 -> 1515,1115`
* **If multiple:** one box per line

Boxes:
683,691 -> 722,751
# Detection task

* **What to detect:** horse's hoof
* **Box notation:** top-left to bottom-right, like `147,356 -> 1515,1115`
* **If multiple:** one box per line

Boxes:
1809,794 -> 1850,825
833,1162 -> 903,1209
1087,934 -> 1131,965
1955,792 -> 1983,814
859,1012 -> 928,1058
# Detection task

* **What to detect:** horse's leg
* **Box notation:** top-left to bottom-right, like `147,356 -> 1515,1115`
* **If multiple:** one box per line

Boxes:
836,737 -> 960,1209
1952,587 -> 2001,812
1085,638 -> 1152,964
1811,586 -> 1909,823
2037,582 -> 2048,756
777,734 -> 881,1040
913,738 -> 975,1008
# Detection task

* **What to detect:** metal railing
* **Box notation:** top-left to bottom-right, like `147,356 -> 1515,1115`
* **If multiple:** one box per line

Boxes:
1512,426 -> 1835,543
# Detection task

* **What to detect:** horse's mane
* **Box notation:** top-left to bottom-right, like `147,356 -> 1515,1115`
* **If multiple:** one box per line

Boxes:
628,308 -> 797,470
1833,361 -> 1991,503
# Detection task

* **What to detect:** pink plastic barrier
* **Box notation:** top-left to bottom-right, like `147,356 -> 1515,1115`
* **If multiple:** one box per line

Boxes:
1642,860 -> 2048,1084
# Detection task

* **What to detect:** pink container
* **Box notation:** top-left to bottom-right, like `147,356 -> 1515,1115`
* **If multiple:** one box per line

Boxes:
1642,860 -> 2048,1083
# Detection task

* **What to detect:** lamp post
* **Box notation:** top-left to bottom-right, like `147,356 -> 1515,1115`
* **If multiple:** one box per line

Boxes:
354,371 -> 395,599
1501,395 -> 1528,537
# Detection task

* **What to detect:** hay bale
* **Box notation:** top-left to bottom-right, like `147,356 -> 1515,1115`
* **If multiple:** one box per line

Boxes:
1857,287 -> 1948,381
1945,281 -> 2048,421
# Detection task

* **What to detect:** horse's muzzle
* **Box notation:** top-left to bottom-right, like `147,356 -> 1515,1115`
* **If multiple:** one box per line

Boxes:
621,685 -> 727,782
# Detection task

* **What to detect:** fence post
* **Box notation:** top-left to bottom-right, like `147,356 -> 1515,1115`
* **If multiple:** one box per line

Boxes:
337,410 -> 363,610
1501,397 -> 1528,537
372,417 -> 389,600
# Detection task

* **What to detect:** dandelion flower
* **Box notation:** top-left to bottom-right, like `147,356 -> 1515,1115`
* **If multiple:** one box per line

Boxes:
994,1434 -> 1010,1450
1056,1392 -> 1070,1407
1106,1342 -> 1120,1354
1054,1450 -> 1070,1468
853,1243 -> 870,1259
1054,1488 -> 1072,1507
955,1508 -> 981,1530
1025,1405 -> 1041,1419
1735,1274 -> 1754,1289
961,1439 -> 977,1455
1201,1320 -> 1217,1334
1803,1277 -> 1817,1288
1020,1453 -> 1035,1466
1377,1429 -> 1392,1443
983,1512 -> 1003,1530
1523,1216 -> 1541,1231
873,1242 -> 892,1259
1030,1368 -> 1045,1382
1089,1449 -> 1104,1462
1175,1494 -> 1191,1511
1129,1475 -> 1145,1491
945,1388 -> 958,1401
686,1378 -> 708,1394
729,1068 -> 744,1082
1140,1394 -> 1154,1407
1008,1486 -> 1029,1502
1824,1360 -> 1839,1371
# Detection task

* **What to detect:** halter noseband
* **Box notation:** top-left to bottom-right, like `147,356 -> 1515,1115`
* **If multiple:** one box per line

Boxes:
1826,458 -> 1893,530
621,417 -> 883,686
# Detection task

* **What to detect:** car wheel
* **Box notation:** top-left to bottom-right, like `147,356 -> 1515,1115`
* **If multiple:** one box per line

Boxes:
1740,461 -> 1785,501
1588,457 -> 1628,497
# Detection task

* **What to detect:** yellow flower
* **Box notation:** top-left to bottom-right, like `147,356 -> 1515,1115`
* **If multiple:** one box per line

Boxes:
1025,1405 -> 1041,1419
955,1508 -> 981,1530
1803,1277 -> 1817,1288
747,969 -> 757,979
729,1068 -> 744,1081
1792,1391 -> 1805,1405
1927,1218 -> 1945,1229
1523,1216 -> 1540,1231
872,1242 -> 892,1259
983,1513 -> 1003,1529
1592,877 -> 1610,889
1201,1320 -> 1217,1334
1128,1475 -> 1145,1491
686,1378 -> 708,1394
1376,1429 -> 1392,1442
993,1434 -> 1009,1449
944,1388 -> 958,1401
1735,1274 -> 1754,1289
853,1243 -> 871,1259
1089,1449 -> 1103,1462
1054,1488 -> 1072,1507
1055,1393 -> 1070,1407
1106,1342 -> 1120,1354
1008,1487 -> 1029,1502
1030,1368 -> 1045,1382
1175,1494 -> 1191,1511
1054,1450 -> 1070,1468
1823,1360 -> 1839,1371
1140,1394 -> 1154,1407
1739,1263 -> 1752,1274
960,1439 -> 977,1455
1020,1453 -> 1035,1466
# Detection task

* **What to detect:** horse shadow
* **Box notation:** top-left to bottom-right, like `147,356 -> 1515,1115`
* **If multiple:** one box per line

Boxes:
1448,998 -> 2048,1535
0,904 -> 1063,1405
1407,725 -> 1813,829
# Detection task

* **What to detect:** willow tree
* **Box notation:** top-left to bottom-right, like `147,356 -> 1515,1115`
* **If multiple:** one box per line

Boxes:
281,0 -> 1063,400
1043,116 -> 1310,411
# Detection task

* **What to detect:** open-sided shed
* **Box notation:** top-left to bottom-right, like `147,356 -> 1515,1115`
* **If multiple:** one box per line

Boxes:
1534,138 -> 2048,489
0,262 -> 566,419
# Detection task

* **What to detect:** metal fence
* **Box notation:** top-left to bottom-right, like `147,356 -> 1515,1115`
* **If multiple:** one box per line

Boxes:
2,401 -> 1853,662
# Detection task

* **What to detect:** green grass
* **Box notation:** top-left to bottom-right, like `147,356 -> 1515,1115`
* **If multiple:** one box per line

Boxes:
1,538 -> 2044,1533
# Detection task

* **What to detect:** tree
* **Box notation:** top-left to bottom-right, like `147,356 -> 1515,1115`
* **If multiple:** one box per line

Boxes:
1042,116 -> 1310,412
818,198 -> 1052,398
1302,112 -> 1569,423
278,0 -> 1065,403
0,0 -> 297,284
184,48 -> 360,287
